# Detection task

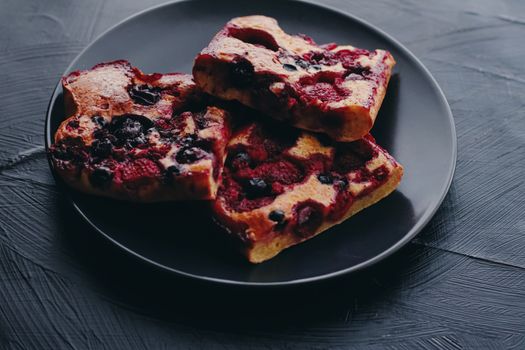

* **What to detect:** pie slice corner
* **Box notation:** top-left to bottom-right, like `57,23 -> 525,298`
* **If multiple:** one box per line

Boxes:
212,121 -> 403,263
50,60 -> 232,202
193,15 -> 395,142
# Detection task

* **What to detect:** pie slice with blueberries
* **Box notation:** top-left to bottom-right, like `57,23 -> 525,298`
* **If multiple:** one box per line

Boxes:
193,15 -> 395,142
49,60 -> 231,202
212,121 -> 403,263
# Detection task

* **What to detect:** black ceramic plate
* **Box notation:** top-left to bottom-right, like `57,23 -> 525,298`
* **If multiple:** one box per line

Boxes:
45,0 -> 456,286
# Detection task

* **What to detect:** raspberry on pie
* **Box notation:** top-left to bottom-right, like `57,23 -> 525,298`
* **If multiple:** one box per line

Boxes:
212,121 -> 403,263
49,60 -> 231,202
193,15 -> 395,142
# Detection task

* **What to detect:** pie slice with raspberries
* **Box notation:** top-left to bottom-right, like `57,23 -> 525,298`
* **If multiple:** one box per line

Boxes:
193,15 -> 395,142
212,121 -> 403,263
49,60 -> 231,202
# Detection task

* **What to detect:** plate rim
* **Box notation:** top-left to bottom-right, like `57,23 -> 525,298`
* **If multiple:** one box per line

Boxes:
45,0 -> 457,287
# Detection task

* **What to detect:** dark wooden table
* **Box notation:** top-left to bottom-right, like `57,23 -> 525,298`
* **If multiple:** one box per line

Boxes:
1,0 -> 524,349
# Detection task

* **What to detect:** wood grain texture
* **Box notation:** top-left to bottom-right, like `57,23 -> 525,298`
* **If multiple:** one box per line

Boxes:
0,0 -> 524,349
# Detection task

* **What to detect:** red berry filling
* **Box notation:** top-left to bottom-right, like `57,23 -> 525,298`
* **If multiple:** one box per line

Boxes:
216,30 -> 384,116
220,48 -> 378,122
51,107 -> 218,194
219,175 -> 275,212
302,48 -> 372,68
50,137 -> 89,174
219,124 -> 304,212
235,160 -> 303,187
131,68 -> 163,84
291,200 -> 324,238
297,72 -> 350,103
333,140 -> 375,173
228,27 -> 279,52
218,125 -> 390,236
115,158 -> 161,188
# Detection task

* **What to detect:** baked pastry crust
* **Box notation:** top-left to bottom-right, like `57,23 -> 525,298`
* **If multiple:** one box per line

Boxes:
193,15 -> 395,142
50,60 -> 231,202
212,121 -> 403,263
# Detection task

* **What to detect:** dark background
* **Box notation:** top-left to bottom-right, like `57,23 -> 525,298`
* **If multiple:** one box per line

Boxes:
1,0 -> 524,349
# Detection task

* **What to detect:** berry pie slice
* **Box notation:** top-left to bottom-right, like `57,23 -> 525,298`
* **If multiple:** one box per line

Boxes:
212,121 -> 403,263
49,60 -> 231,202
193,15 -> 395,142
